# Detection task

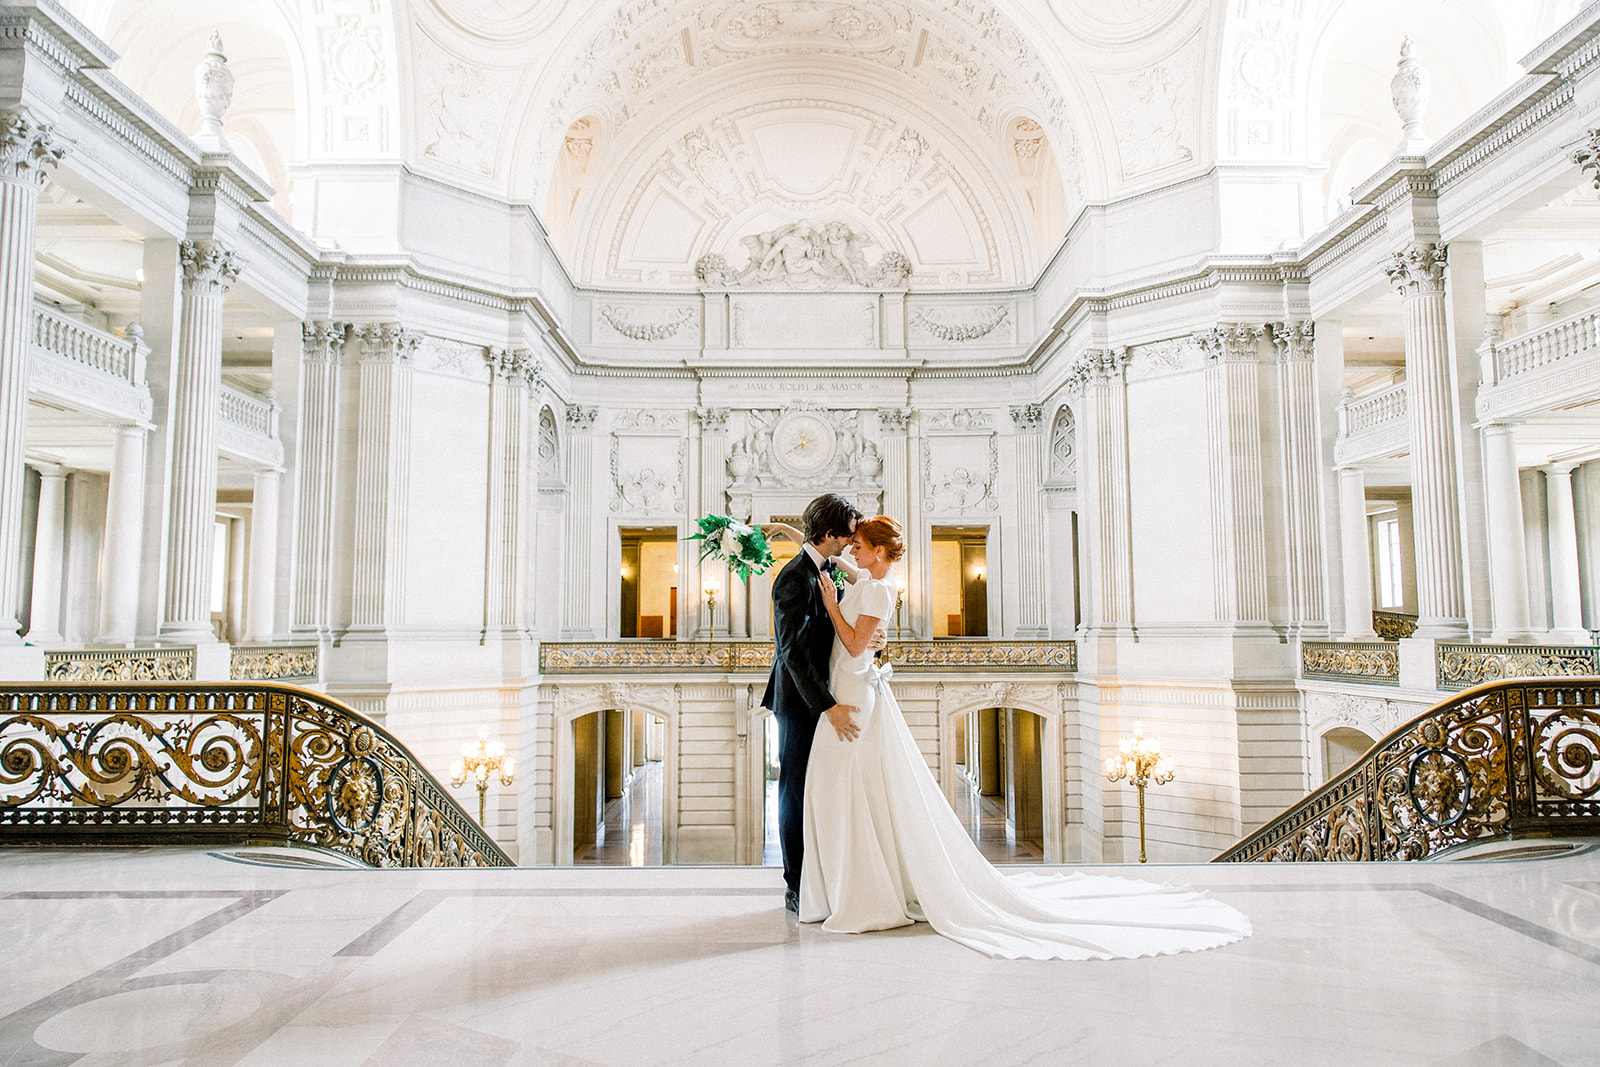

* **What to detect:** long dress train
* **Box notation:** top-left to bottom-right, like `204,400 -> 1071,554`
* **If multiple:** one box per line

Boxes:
798,576 -> 1252,961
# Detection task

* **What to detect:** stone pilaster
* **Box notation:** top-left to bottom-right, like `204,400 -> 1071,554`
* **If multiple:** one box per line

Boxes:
161,240 -> 240,642
97,425 -> 147,646
1199,324 -> 1269,626
1009,403 -> 1048,637
880,408 -> 911,635
484,347 -> 535,637
1481,422 -> 1532,643
1544,464 -> 1587,642
292,321 -> 345,639
1336,465 -> 1378,640
696,407 -> 732,637
0,109 -> 65,642
23,465 -> 66,644
350,323 -> 418,631
245,467 -> 280,643
561,405 -> 599,638
1068,347 -> 1133,635
1386,243 -> 1467,637
1271,321 -> 1326,633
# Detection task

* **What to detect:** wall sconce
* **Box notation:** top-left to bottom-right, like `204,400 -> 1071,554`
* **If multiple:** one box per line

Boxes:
703,575 -> 721,636
973,565 -> 985,582
893,573 -> 907,638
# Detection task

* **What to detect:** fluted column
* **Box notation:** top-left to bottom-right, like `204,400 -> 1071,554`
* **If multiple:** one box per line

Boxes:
245,467 -> 280,643
97,425 -> 147,645
0,110 -> 65,642
1481,422 -> 1531,642
350,324 -> 418,631
484,347 -> 536,637
1070,348 -> 1133,634
1200,325 -> 1269,626
561,405 -> 598,638
1272,321 -> 1326,632
1337,465 -> 1378,640
23,465 -> 67,644
291,322 -> 345,639
161,241 -> 240,642
696,408 -> 733,636
1544,464 -> 1587,642
1386,244 -> 1467,637
880,408 -> 911,634
1009,403 -> 1048,637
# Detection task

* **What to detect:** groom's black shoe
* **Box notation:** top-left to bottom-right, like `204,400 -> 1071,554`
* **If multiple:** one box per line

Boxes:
784,888 -> 799,914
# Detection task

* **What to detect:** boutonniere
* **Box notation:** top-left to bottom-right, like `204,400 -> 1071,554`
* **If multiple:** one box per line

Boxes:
830,567 -> 847,592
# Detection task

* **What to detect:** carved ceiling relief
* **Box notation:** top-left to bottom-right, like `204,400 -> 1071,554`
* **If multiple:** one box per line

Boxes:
1098,30 -> 1203,181
412,30 -> 520,178
313,6 -> 391,153
726,402 -> 881,492
1224,0 -> 1308,157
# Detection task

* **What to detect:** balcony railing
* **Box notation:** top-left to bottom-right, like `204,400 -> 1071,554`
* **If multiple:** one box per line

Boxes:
1301,641 -> 1400,685
1373,611 -> 1418,640
1492,306 -> 1600,382
1436,643 -> 1597,690
31,301 -> 145,385
219,384 -> 279,438
1216,679 -> 1600,862
0,683 -> 511,867
538,639 -> 1077,674
1334,382 -> 1409,465
1338,381 -> 1407,435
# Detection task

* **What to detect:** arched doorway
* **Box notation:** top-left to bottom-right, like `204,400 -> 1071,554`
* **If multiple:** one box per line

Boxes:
571,708 -> 667,864
951,706 -> 1048,863
1321,726 -> 1376,785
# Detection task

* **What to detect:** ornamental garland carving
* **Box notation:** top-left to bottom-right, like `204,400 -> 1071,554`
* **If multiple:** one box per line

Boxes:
923,409 -> 993,432
611,409 -> 686,434
910,306 -> 1009,342
598,305 -> 695,342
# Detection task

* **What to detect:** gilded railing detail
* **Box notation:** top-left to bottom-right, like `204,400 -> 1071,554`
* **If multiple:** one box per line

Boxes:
44,647 -> 195,682
1216,681 -> 1600,862
1436,643 -> 1597,690
0,684 -> 511,867
1373,611 -> 1418,640
1301,641 -> 1400,685
230,644 -> 318,681
538,640 -> 1077,674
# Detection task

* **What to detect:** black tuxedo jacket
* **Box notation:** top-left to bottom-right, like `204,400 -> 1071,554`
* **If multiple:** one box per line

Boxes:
760,549 -> 835,723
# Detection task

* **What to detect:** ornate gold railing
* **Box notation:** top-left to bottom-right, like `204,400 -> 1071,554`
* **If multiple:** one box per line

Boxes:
45,647 -> 195,682
1301,641 -> 1399,685
0,684 -> 511,867
538,639 -> 1077,674
1373,610 -> 1418,640
230,644 -> 319,682
1436,643 -> 1596,690
1215,679 -> 1600,862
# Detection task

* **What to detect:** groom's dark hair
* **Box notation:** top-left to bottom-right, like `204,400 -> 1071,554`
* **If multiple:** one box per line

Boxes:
802,494 -> 860,545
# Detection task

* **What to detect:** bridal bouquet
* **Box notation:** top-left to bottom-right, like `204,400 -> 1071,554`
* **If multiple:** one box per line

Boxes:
685,514 -> 776,582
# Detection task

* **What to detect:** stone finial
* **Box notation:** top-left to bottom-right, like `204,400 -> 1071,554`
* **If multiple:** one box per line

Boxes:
194,31 -> 234,148
1391,36 -> 1431,156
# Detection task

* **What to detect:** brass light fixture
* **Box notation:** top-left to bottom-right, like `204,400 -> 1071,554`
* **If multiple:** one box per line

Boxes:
703,575 -> 721,636
1104,721 -> 1175,863
450,725 -> 516,826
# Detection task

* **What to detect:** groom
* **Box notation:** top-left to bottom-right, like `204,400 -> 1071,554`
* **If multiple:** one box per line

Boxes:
761,493 -> 884,914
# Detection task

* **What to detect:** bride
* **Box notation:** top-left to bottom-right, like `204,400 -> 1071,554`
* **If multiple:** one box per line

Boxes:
775,515 -> 1251,961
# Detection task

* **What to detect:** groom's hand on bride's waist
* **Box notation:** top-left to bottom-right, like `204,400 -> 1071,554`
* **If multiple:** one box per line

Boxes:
825,703 -> 860,742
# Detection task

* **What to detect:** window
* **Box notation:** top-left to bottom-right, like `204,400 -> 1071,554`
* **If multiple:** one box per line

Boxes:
1375,517 -> 1403,609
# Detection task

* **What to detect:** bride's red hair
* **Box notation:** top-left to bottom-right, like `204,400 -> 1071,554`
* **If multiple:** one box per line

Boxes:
856,515 -> 905,563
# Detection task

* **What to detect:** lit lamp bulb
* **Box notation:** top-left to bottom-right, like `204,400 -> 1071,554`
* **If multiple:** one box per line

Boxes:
1103,718 -> 1177,864
449,723 -> 517,826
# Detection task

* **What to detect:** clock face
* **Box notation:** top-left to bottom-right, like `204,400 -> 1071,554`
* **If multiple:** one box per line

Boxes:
773,413 -> 835,475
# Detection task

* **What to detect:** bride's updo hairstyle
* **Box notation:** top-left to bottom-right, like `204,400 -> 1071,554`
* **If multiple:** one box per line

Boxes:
855,515 -> 906,563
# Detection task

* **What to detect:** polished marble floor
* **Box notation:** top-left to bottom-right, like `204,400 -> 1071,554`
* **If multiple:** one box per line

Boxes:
2,843 -> 1599,1065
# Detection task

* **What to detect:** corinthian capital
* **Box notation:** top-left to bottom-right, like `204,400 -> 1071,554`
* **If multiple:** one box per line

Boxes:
1198,323 -> 1265,362
1385,243 -> 1447,296
354,323 -> 420,363
301,321 -> 348,362
1269,321 -> 1315,362
0,109 -> 67,185
179,240 -> 240,293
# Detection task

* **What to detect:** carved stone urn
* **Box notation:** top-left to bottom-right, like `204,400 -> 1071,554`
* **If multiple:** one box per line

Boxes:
1390,36 -> 1430,155
726,439 -> 752,483
194,31 -> 234,147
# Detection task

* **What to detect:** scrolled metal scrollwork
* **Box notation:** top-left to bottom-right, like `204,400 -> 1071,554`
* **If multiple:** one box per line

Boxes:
1217,680 -> 1598,863
539,640 -> 1077,674
1436,643 -> 1597,690
1301,641 -> 1399,685
0,685 -> 511,868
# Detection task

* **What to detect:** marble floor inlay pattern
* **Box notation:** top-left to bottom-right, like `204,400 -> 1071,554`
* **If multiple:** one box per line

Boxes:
1,845 -> 1598,1065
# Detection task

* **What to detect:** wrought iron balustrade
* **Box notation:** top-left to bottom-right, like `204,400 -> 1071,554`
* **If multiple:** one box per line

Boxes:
1437,643 -> 1597,690
538,639 -> 1077,674
1301,641 -> 1400,685
1373,611 -> 1418,640
1216,679 -> 1600,862
0,683 -> 511,867
230,644 -> 318,682
45,647 -> 195,682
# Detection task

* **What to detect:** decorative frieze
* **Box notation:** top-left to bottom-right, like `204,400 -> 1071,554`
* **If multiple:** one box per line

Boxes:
1436,643 -> 1598,691
1301,641 -> 1400,685
539,640 -> 1077,674
44,647 -> 196,682
230,644 -> 319,681
910,305 -> 1009,342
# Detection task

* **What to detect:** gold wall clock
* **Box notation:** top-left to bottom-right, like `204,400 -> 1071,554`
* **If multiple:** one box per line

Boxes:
772,411 -> 836,476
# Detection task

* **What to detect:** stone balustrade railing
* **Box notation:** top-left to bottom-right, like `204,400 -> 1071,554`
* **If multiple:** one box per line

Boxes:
32,301 -> 145,385
1338,381 -> 1408,436
539,639 -> 1077,675
1492,307 -> 1600,382
219,384 -> 279,438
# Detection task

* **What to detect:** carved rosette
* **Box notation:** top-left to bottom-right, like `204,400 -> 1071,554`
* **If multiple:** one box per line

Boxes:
179,241 -> 240,294
1385,244 -> 1448,297
1270,321 -> 1315,362
1198,323 -> 1265,362
0,108 -> 67,185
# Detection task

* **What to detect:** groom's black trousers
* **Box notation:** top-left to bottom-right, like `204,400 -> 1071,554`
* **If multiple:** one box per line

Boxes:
775,708 -> 817,894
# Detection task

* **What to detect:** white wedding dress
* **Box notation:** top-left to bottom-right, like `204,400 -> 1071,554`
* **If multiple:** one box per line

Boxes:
798,576 -> 1252,960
